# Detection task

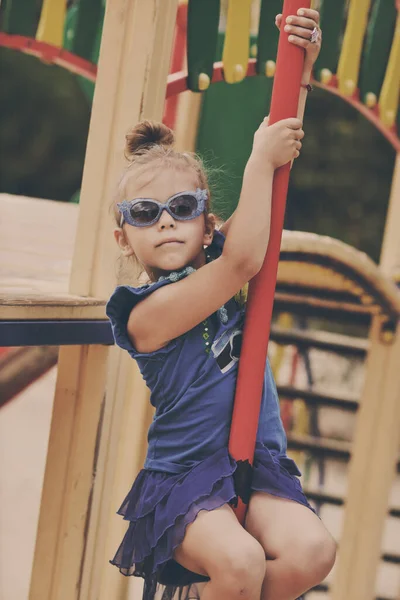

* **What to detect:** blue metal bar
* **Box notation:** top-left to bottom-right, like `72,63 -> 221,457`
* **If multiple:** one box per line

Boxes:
0,320 -> 114,347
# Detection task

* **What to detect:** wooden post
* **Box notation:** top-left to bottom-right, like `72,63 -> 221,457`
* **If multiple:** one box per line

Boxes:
331,155 -> 400,598
29,2 -> 178,599
380,154 -> 400,279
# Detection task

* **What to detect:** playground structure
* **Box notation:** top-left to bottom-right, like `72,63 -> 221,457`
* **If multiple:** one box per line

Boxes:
1,0 -> 400,599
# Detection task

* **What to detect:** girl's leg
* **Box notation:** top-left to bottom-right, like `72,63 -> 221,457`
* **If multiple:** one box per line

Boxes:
173,504 -> 266,600
245,492 -> 336,600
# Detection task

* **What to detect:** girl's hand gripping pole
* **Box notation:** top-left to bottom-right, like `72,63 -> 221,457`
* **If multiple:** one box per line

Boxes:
228,0 -> 310,525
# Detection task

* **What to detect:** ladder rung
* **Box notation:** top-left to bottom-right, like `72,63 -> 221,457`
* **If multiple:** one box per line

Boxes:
271,324 -> 368,356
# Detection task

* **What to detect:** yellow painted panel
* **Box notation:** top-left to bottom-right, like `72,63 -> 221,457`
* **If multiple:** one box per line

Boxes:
379,12 -> 400,127
337,0 -> 372,96
222,0 -> 252,84
36,0 -> 67,47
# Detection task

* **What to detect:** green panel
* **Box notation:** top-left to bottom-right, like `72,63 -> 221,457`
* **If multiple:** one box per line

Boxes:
187,0 -> 220,92
313,0 -> 347,80
359,0 -> 396,104
64,0 -> 104,104
2,0 -> 41,36
71,0 -> 104,61
256,0 -> 280,76
64,0 -> 104,62
196,34 -> 273,219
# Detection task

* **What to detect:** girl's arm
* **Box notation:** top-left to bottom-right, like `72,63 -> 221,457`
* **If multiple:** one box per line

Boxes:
220,8 -> 321,240
129,118 -> 303,353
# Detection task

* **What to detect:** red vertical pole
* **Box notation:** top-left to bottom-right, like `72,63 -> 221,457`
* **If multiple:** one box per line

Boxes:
228,0 -> 311,524
163,3 -> 188,129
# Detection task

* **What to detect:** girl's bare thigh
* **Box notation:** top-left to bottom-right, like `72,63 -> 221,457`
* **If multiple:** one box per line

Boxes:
245,491 -> 336,570
173,504 -> 265,578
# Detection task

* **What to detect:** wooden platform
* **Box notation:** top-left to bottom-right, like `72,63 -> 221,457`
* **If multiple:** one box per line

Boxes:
1,193 -> 400,323
0,194 -> 106,319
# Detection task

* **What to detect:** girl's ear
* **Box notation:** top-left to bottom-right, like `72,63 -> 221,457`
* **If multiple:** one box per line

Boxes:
204,213 -> 216,247
114,227 -> 135,256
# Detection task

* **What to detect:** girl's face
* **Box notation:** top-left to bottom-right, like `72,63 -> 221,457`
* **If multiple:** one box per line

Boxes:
114,166 -> 215,280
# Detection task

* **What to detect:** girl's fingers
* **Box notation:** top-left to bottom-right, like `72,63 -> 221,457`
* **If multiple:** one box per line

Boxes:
275,14 -> 282,29
285,24 -> 315,39
286,15 -> 317,30
294,140 -> 302,150
297,8 -> 320,23
288,34 -> 313,49
292,129 -> 305,140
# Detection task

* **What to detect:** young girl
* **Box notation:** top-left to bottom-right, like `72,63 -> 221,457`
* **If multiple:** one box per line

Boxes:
107,8 -> 336,600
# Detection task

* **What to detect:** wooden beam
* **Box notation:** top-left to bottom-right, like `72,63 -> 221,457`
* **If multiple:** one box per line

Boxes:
29,345 -> 109,600
331,317 -> 400,600
0,346 -> 58,407
380,154 -> 400,280
29,2 -> 178,600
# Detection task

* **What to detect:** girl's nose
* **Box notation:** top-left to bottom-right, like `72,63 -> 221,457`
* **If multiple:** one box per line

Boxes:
158,207 -> 176,229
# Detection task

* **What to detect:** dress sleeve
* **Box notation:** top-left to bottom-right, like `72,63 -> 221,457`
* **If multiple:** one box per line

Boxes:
209,228 -> 225,258
106,279 -> 177,359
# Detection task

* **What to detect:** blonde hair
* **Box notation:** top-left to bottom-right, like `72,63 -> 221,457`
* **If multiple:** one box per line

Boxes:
112,120 -> 212,226
112,120 -> 215,282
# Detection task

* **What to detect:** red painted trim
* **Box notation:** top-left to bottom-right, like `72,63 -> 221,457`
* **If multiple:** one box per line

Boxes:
0,32 -> 97,82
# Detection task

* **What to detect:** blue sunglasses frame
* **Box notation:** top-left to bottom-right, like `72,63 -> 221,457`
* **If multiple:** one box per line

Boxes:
118,188 -> 208,227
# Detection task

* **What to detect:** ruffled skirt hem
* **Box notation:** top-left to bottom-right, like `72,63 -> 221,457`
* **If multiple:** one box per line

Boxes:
110,444 -> 312,600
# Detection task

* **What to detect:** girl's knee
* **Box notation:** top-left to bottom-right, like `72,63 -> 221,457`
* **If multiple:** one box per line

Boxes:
216,539 -> 266,599
307,530 -> 337,578
291,528 -> 337,584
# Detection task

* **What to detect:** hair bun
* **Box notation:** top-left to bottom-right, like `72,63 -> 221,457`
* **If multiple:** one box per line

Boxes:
125,120 -> 174,157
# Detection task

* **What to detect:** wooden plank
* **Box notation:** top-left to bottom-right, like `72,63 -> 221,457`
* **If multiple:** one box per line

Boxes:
0,296 -> 106,321
69,1 -> 178,298
359,0 -> 397,107
256,0 -> 280,77
187,0 -> 220,91
0,194 -> 108,319
337,0 -> 373,96
36,0 -> 67,47
380,154 -> 400,279
0,194 -> 78,297
0,346 -> 58,407
278,385 -> 359,411
3,0 -> 38,36
287,432 -> 352,461
29,345 -> 109,600
174,90 -> 204,151
379,11 -> 400,127
222,0 -> 252,83
28,2 -> 179,600
313,0 -> 347,83
80,350 -> 154,599
331,317 -> 400,600
270,324 -> 369,356
65,0 -> 104,62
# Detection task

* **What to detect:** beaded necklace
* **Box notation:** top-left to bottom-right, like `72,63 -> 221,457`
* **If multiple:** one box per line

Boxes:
157,251 -> 228,354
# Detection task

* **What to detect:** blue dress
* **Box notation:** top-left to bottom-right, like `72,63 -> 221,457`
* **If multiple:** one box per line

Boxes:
106,230 -> 312,600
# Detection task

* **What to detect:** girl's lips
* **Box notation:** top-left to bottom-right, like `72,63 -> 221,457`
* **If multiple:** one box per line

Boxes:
157,240 -> 183,247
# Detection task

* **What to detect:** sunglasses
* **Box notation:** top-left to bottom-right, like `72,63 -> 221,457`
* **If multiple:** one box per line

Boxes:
117,188 -> 208,227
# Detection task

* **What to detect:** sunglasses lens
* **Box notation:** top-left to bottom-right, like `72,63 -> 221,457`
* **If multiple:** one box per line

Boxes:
130,201 -> 159,224
169,194 -> 198,219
